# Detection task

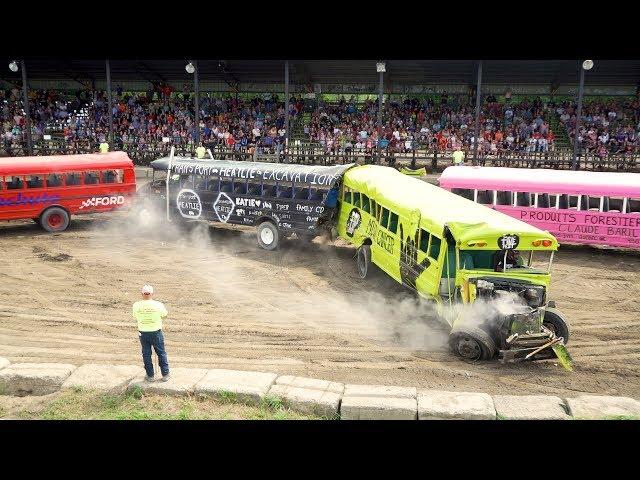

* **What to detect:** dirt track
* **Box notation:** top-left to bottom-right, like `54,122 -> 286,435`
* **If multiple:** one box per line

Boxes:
1,206 -> 639,398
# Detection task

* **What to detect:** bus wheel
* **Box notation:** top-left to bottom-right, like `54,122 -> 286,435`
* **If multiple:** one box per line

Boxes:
257,221 -> 279,250
40,207 -> 70,233
543,308 -> 571,344
449,326 -> 496,361
356,245 -> 371,279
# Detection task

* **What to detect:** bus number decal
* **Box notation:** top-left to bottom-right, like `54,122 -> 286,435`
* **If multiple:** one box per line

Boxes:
177,189 -> 202,219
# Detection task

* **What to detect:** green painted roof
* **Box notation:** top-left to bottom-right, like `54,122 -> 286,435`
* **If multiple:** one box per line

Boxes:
343,165 -> 558,250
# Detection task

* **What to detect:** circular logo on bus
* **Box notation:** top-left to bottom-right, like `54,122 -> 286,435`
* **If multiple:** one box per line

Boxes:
346,208 -> 362,237
176,189 -> 202,219
498,234 -> 519,250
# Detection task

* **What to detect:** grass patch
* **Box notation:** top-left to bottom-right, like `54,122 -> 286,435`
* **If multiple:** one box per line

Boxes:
215,390 -> 238,404
1,388 -> 319,420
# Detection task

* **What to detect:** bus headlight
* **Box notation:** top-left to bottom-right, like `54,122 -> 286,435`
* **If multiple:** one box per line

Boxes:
524,288 -> 542,307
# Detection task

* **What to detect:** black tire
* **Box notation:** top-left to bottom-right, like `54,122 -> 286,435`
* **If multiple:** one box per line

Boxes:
543,308 -> 571,344
257,221 -> 279,250
40,207 -> 70,233
356,244 -> 371,279
449,325 -> 497,361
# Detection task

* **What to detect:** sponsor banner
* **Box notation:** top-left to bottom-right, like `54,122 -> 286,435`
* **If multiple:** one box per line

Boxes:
0,193 -> 60,207
79,195 -> 126,210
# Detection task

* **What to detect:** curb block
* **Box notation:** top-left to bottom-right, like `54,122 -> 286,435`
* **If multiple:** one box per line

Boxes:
268,376 -> 344,418
194,369 -> 278,405
63,364 -> 144,395
0,363 -> 76,396
128,367 -> 208,396
418,390 -> 496,420
493,395 -> 569,420
566,395 -> 640,420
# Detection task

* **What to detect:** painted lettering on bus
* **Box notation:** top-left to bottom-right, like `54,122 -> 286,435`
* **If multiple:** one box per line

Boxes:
376,229 -> 395,254
0,193 -> 60,207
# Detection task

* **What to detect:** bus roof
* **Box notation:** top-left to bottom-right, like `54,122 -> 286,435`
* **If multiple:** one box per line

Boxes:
0,152 -> 134,176
440,165 -> 640,198
150,157 -> 355,188
345,165 -> 558,250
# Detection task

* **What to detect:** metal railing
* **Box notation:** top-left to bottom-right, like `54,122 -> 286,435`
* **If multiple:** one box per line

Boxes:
1,140 -> 639,172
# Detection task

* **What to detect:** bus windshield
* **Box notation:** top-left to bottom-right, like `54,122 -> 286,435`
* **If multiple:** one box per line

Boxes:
459,249 -> 552,274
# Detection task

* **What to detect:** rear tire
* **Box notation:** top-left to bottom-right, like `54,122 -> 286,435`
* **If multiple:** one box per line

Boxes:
449,325 -> 497,361
40,207 -> 70,233
543,308 -> 570,344
257,221 -> 279,250
356,244 -> 371,278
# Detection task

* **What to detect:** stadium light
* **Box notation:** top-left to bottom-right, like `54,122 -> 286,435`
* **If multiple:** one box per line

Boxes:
376,62 -> 386,73
582,59 -> 594,71
185,62 -> 196,74
8,61 -> 18,73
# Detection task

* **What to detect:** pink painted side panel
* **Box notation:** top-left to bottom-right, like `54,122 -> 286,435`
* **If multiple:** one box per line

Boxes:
493,205 -> 640,248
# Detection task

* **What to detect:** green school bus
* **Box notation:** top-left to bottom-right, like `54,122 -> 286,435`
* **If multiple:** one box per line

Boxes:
337,164 -> 571,366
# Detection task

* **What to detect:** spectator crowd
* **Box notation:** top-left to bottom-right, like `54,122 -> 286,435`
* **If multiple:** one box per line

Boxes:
2,86 -> 640,159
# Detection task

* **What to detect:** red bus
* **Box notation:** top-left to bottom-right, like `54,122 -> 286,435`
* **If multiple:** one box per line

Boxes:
0,152 -> 137,232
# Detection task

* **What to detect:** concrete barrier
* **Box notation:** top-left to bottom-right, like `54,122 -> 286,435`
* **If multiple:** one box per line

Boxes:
195,369 -> 278,405
1,361 -> 639,420
63,364 -> 144,394
493,395 -> 569,420
0,363 -> 76,396
128,367 -> 208,396
268,376 -> 343,418
418,390 -> 496,420
566,395 -> 640,420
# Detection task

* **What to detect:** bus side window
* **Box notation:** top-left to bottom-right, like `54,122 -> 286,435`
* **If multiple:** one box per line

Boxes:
388,212 -> 398,234
180,175 -> 195,189
209,176 -> 221,192
66,172 -> 82,186
380,207 -> 390,229
516,192 -> 531,207
84,171 -> 100,185
5,176 -> 23,190
343,187 -> 352,204
537,193 -> 550,208
452,188 -> 473,200
353,191 -> 361,208
361,194 -> 370,214
429,235 -> 441,260
568,195 -> 579,210
247,181 -> 261,196
194,174 -> 208,191
588,196 -> 602,211
476,190 -> 492,204
419,229 -> 429,253
606,196 -> 624,213
102,170 -> 120,184
220,179 -> 233,193
233,179 -> 247,195
496,190 -> 513,206
629,198 -> 640,214
25,175 -> 44,189
558,194 -> 569,209
580,195 -> 590,211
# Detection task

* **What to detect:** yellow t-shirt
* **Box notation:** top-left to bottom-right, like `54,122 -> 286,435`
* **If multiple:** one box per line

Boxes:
196,146 -> 206,159
99,142 -> 109,153
453,150 -> 465,165
132,299 -> 168,332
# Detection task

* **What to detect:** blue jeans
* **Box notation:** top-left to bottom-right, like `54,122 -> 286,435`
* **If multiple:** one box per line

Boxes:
139,330 -> 170,377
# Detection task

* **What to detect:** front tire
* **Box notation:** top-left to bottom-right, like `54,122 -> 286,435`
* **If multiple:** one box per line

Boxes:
40,207 -> 70,233
257,221 -> 279,250
356,244 -> 371,278
543,308 -> 571,344
449,325 -> 497,361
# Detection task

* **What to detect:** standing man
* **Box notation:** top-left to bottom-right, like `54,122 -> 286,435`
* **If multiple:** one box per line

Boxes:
132,285 -> 170,382
452,146 -> 465,166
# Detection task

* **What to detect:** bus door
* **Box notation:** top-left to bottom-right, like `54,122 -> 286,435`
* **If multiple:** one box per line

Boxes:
415,227 -> 444,298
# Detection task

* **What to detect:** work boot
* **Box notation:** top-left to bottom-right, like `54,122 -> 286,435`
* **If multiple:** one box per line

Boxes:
144,376 -> 155,382
160,374 -> 171,382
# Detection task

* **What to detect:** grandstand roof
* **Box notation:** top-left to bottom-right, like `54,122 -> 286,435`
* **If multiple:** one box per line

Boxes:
2,59 -> 640,87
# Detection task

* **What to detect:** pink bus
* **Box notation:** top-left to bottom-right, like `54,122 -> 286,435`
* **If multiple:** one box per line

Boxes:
439,166 -> 640,249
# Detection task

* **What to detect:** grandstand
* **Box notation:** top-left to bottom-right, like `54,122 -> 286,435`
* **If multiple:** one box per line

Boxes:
1,59 -> 640,171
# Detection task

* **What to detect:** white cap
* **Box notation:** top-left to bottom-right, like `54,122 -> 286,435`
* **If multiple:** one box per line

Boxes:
141,284 -> 154,295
